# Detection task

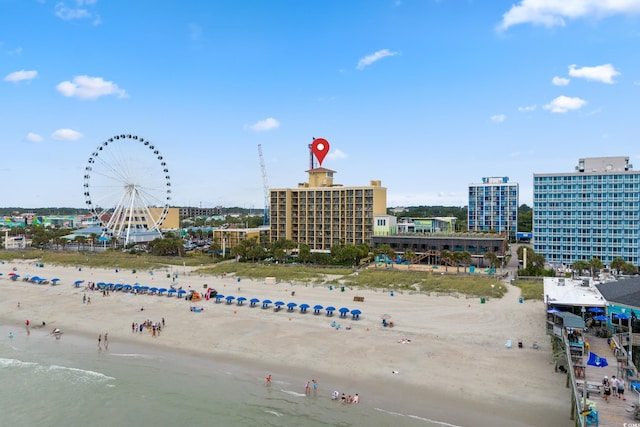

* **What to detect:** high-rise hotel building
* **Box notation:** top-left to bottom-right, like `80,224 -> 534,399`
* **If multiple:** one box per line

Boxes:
533,156 -> 640,267
269,168 -> 387,252
468,177 -> 519,239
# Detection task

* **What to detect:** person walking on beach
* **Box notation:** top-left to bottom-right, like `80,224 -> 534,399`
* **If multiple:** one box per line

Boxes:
265,374 -> 271,386
98,334 -> 102,350
312,379 -> 317,394
104,333 -> 108,350
603,378 -> 611,402
83,294 -> 86,304
611,376 -> 618,397
305,380 -> 310,395
618,377 -> 626,400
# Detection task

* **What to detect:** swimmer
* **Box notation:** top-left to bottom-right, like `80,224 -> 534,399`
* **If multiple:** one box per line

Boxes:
9,332 -> 14,339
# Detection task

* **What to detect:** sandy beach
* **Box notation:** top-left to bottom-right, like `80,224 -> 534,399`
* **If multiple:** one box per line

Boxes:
0,259 -> 571,426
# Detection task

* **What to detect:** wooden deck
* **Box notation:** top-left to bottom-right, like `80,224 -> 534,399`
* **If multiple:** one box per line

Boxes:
576,333 -> 639,426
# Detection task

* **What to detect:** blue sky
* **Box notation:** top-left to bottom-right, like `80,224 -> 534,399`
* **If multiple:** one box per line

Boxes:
2,0 -> 640,210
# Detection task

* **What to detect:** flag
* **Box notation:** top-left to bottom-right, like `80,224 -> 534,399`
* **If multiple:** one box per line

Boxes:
587,352 -> 608,367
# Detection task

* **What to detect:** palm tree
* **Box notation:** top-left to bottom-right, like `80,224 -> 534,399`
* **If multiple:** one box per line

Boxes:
403,249 -> 417,264
610,257 -> 626,277
572,260 -> 589,277
589,258 -> 604,277
458,251 -> 472,273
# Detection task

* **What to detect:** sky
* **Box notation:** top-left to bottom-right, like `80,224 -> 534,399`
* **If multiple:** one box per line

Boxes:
2,0 -> 640,211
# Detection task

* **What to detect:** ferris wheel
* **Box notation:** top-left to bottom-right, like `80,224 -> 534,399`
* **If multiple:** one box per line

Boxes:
83,134 -> 172,246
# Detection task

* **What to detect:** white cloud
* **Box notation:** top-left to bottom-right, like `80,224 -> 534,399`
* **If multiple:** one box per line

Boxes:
51,128 -> 83,140
552,76 -> 570,86
7,47 -> 22,55
247,117 -> 280,132
55,0 -> 100,24
26,132 -> 43,142
327,148 -> 347,161
497,0 -> 640,31
518,104 -> 537,112
4,70 -> 38,83
491,114 -> 506,123
56,75 -> 127,100
543,95 -> 587,113
356,49 -> 398,70
568,64 -> 620,84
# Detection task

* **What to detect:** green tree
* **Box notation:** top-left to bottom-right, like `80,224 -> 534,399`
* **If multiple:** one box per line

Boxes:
622,262 -> 638,275
403,249 -> 417,263
572,260 -> 589,276
298,244 -> 311,264
610,257 -> 626,276
589,258 -> 604,277
517,204 -> 532,232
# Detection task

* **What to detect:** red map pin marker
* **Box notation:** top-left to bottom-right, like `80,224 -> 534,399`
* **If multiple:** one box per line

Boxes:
311,138 -> 330,166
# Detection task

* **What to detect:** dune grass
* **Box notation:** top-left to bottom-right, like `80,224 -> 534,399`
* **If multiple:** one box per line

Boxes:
511,279 -> 544,301
0,250 -> 217,270
1,249 -> 512,298
194,263 -> 353,283
333,269 -> 506,297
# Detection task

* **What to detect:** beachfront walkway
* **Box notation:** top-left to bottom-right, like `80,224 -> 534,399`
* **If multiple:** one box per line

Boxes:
580,333 -> 638,426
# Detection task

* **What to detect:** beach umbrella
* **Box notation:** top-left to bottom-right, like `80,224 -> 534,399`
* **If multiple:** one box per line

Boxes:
177,289 -> 186,297
380,313 -> 392,320
11,274 -> 20,280
226,296 -> 236,304
123,284 -> 132,291
97,282 -> 106,287
167,289 -> 176,297
237,296 -> 247,305
593,315 -> 608,321
51,278 -> 60,283
614,312 -> 630,320
74,280 -> 84,285
588,307 -> 605,313
286,302 -> 297,312
313,304 -> 323,315
274,301 -> 285,306
214,294 -> 225,302
325,306 -> 336,316
8,272 -> 17,276
141,286 -> 150,292
158,287 -> 167,294
249,298 -> 260,307
350,309 -> 362,320
149,287 -> 158,292
299,303 -> 310,313
338,307 -> 350,318
262,299 -> 272,308
546,308 -> 560,314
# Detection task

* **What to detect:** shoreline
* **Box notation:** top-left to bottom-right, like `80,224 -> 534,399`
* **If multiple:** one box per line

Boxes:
0,260 -> 571,426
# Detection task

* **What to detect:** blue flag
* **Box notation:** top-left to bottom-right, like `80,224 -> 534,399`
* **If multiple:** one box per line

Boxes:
587,352 -> 608,367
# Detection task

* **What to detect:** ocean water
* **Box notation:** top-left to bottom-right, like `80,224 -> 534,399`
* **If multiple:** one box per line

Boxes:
0,325 -> 452,427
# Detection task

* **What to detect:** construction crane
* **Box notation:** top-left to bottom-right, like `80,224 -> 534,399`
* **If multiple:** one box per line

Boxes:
257,144 -> 270,226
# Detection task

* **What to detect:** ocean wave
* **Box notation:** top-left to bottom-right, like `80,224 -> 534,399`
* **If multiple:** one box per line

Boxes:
109,353 -> 152,359
48,365 -> 115,381
280,389 -> 306,397
264,410 -> 283,417
0,357 -> 39,369
375,408 -> 463,427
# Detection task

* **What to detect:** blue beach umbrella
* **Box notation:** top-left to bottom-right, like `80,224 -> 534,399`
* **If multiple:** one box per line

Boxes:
588,307 -> 605,313
350,309 -> 362,320
177,289 -> 186,297
614,312 -> 630,320
158,288 -> 167,294
167,289 -> 176,297
286,302 -> 297,312
593,315 -> 608,321
214,294 -> 225,302
274,301 -> 285,306
325,306 -> 336,316
51,278 -> 60,284
74,280 -> 84,285
262,299 -> 272,308
547,308 -> 560,314
299,303 -> 310,313
123,284 -> 132,291
237,296 -> 247,305
338,307 -> 350,318
249,298 -> 260,307
313,304 -> 323,315
226,296 -> 236,304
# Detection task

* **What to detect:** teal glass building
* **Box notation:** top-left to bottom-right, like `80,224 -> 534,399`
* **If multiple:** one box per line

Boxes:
533,156 -> 640,267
